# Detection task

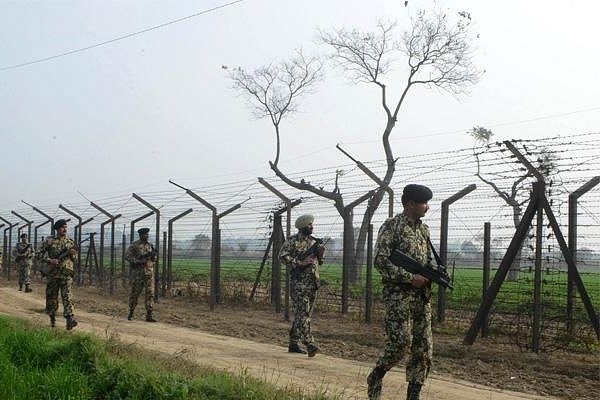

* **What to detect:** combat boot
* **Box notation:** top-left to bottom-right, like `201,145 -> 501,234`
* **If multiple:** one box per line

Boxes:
406,382 -> 422,400
127,309 -> 134,321
367,366 -> 386,400
66,315 -> 78,330
18,284 -> 23,291
288,343 -> 306,354
25,284 -> 32,293
145,311 -> 157,323
49,315 -> 56,328
306,343 -> 320,358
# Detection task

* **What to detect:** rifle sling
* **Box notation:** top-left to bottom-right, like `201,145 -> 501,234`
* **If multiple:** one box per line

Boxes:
427,236 -> 444,269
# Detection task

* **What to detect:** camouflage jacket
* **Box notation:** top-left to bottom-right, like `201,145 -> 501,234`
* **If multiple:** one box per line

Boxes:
374,213 -> 433,287
37,236 -> 77,273
14,242 -> 34,263
125,240 -> 156,272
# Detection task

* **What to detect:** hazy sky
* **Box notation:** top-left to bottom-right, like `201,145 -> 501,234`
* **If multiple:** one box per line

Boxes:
1,0 -> 599,213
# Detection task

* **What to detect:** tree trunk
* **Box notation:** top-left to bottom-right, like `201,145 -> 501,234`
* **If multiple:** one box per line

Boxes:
351,189 -> 387,283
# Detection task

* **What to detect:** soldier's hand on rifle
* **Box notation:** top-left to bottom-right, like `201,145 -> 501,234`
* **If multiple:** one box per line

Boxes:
49,258 -> 59,265
69,248 -> 77,256
411,274 -> 429,288
295,255 -> 317,267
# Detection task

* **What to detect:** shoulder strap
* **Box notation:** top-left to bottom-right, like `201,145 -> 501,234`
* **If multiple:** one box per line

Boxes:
428,236 -> 444,267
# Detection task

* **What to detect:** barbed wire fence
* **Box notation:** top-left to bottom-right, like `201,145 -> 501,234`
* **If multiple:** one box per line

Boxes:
1,132 -> 599,352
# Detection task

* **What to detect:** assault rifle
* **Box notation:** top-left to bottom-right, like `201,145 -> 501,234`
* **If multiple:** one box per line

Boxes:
132,245 -> 157,267
296,237 -> 327,266
15,244 -> 32,262
389,250 -> 453,290
39,246 -> 77,277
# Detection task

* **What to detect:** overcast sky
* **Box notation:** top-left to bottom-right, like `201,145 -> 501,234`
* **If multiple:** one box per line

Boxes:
1,0 -> 599,213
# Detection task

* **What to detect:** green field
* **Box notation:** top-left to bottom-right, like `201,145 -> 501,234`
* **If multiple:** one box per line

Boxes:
162,258 -> 600,314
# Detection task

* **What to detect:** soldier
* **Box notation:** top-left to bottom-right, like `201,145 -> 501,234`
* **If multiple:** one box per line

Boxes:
125,227 -> 157,322
14,233 -> 34,292
37,219 -> 78,330
367,184 -> 435,400
279,214 -> 325,358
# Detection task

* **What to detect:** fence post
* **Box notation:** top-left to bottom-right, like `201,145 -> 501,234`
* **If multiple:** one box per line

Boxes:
342,190 -> 376,314
0,216 -> 17,279
11,211 -> 32,240
482,222 -> 490,337
169,180 -> 248,310
167,208 -> 194,297
365,224 -> 373,324
91,202 -> 121,294
438,184 -> 476,323
567,176 -> 600,336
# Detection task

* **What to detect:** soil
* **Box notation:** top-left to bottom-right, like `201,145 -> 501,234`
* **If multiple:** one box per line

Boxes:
0,278 -> 597,400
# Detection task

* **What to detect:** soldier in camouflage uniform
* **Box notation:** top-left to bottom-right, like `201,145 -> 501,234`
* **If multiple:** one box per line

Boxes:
37,219 -> 78,330
367,184 -> 434,400
279,214 -> 325,358
14,233 -> 34,292
125,227 -> 157,322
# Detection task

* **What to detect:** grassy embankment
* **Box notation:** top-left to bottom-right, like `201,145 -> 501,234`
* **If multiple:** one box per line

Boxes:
0,316 -> 338,400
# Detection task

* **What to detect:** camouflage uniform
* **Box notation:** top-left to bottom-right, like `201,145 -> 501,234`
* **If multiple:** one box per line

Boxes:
125,239 -> 156,314
279,232 -> 320,349
37,236 -> 77,319
14,241 -> 34,290
373,213 -> 433,384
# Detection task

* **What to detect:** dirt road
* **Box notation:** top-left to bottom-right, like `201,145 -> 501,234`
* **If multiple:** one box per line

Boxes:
0,287 -> 555,400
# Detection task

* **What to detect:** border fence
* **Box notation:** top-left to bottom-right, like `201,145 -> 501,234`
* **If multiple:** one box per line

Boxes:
2,133 -> 599,352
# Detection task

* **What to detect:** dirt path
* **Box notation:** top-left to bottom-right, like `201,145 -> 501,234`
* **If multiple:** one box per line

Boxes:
0,287 -> 555,400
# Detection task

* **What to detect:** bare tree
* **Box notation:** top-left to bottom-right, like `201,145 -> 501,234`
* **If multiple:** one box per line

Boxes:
319,10 -> 480,280
229,8 -> 480,283
469,127 -> 559,280
228,50 -> 323,167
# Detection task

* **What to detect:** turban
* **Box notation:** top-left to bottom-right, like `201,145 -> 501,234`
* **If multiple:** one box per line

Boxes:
295,214 -> 314,229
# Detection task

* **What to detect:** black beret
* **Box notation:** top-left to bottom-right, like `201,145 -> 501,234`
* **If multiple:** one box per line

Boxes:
20,233 -> 28,238
137,228 -> 150,235
401,184 -> 433,204
53,219 -> 67,230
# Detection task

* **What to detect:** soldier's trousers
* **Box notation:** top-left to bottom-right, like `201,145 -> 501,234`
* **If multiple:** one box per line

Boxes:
289,272 -> 317,346
46,273 -> 74,317
17,262 -> 32,286
129,267 -> 153,312
375,288 -> 433,384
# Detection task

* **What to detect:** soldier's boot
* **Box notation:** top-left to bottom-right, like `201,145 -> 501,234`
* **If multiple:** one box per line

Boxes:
367,366 -> 386,400
287,343 -> 306,354
49,315 -> 56,328
18,284 -> 23,291
406,382 -> 422,400
145,311 -> 157,323
66,315 -> 78,330
306,343 -> 320,358
25,284 -> 32,293
127,309 -> 134,321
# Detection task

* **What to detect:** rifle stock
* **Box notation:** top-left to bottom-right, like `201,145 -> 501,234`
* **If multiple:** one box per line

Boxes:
389,250 -> 453,290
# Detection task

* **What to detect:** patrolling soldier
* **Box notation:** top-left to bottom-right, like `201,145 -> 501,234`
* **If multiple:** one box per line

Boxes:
125,227 -> 157,322
37,219 -> 78,330
279,214 -> 325,358
14,233 -> 34,292
367,184 -> 435,400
